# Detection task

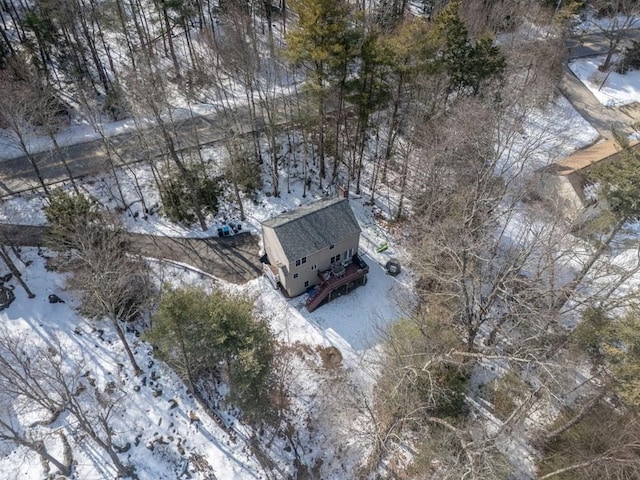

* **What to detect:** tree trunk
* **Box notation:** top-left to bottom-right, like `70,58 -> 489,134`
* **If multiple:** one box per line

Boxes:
111,316 -> 142,376
544,387 -> 607,442
553,219 -> 624,310
0,246 -> 35,298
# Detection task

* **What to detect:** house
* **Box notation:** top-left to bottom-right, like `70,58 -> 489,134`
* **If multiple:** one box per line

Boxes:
537,139 -> 640,223
261,197 -> 368,309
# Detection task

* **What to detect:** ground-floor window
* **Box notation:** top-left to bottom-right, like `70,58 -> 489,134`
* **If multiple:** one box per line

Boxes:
304,280 -> 309,287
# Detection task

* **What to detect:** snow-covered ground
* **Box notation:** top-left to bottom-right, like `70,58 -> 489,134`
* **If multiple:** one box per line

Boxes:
2,9 -> 640,477
570,54 -> 640,107
571,11 -> 639,35
0,250 -> 266,480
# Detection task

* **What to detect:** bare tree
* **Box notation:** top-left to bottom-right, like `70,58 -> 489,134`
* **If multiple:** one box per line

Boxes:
588,0 -> 640,71
125,59 -> 209,231
0,415 -> 73,478
0,329 -> 74,476
0,327 -> 136,478
65,380 -> 138,479
48,208 -> 151,376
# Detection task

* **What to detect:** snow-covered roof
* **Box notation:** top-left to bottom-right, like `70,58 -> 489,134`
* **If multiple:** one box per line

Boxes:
261,197 -> 361,261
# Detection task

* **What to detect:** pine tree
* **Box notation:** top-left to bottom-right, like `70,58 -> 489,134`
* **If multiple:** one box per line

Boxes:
434,1 -> 505,97
286,0 -> 357,183
148,287 -> 275,419
590,135 -> 640,222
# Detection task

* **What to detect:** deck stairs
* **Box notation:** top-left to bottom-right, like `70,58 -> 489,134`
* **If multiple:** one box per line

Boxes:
305,254 -> 369,312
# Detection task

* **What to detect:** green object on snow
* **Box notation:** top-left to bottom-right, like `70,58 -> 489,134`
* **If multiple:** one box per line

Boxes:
376,242 -> 388,253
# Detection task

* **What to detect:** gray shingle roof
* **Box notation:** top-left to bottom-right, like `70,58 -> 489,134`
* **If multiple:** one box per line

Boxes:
262,197 -> 361,261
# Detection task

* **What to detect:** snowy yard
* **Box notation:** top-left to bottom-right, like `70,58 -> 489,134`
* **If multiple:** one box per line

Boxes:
0,249 -> 265,480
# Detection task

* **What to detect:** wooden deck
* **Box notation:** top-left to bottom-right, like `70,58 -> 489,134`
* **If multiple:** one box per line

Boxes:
306,254 -> 369,312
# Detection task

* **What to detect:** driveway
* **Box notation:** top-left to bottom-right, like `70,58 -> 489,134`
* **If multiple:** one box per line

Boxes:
558,65 -> 634,138
0,224 -> 262,284
560,28 -> 640,139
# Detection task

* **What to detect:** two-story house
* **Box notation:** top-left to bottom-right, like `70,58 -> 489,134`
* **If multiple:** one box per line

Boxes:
261,197 -> 366,302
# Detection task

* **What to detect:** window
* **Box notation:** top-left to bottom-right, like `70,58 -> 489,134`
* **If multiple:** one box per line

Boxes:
311,264 -> 317,271
336,253 -> 341,262
302,257 -> 307,264
293,273 -> 299,279
304,281 -> 309,287
330,256 -> 335,264
329,244 -> 335,250
295,259 -> 301,267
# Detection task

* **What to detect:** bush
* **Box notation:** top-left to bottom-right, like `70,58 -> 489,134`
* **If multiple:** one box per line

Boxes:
617,41 -> 640,74
538,405 -> 640,480
377,312 -> 470,426
159,165 -> 221,225
484,371 -> 526,420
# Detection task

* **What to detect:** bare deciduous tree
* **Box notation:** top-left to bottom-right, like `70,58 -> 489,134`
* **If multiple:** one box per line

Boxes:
56,213 -> 152,376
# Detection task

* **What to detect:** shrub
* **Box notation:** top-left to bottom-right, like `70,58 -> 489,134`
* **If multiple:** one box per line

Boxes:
377,312 -> 470,427
484,371 -> 526,420
538,405 -> 640,480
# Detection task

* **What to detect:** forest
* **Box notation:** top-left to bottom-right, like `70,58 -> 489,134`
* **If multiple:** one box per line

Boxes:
1,0 -> 640,478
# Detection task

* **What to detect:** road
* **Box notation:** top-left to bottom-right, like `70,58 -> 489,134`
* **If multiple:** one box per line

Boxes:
0,224 -> 262,284
0,93 -> 305,197
559,29 -> 640,139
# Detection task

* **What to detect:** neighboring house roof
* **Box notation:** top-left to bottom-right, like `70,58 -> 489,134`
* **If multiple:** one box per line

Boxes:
546,139 -> 640,176
261,197 -> 361,261
543,139 -> 640,206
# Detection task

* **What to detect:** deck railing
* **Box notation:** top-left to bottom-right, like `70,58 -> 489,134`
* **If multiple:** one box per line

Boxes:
305,254 -> 369,312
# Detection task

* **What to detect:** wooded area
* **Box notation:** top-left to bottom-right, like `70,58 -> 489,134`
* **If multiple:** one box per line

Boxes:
1,0 -> 640,478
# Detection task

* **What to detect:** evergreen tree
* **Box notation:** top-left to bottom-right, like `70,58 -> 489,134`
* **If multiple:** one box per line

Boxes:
286,0 -> 357,182
45,189 -> 100,250
574,307 -> 640,408
434,1 -> 505,96
590,135 -> 640,222
148,287 -> 275,419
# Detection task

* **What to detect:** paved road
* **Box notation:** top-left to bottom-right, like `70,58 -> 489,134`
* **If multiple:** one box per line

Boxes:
0,93 -> 306,197
558,65 -> 635,138
567,29 -> 640,59
559,29 -> 640,139
0,224 -> 262,284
